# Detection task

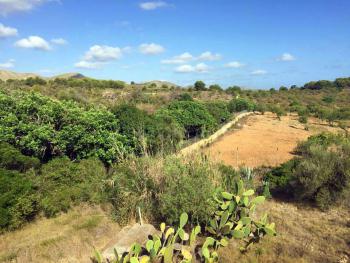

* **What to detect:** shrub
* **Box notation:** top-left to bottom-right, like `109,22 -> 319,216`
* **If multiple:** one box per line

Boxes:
0,169 -> 37,230
227,98 -> 254,113
205,101 -> 231,124
0,91 -> 131,164
145,114 -> 184,155
266,133 -> 350,209
158,101 -> 217,138
0,142 -> 40,172
111,104 -> 150,154
107,157 -> 160,225
177,93 -> 193,101
37,157 -> 107,217
106,156 -> 217,226
158,157 -> 216,225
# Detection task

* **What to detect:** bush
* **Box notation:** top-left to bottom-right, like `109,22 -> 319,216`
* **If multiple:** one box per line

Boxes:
177,93 -> 193,101
0,142 -> 40,172
0,91 -> 131,164
145,114 -> 184,154
0,169 -> 37,230
158,101 -> 217,138
106,156 -> 217,226
112,104 -> 183,155
37,157 -> 107,217
204,101 -> 230,124
158,157 -> 216,225
227,98 -> 254,113
107,157 -> 160,225
266,133 -> 350,209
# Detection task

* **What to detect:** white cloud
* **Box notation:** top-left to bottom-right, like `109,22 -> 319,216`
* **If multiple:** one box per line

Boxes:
0,59 -> 15,68
195,63 -> 210,73
251,69 -> 267,76
139,1 -> 168,10
175,63 -> 210,73
0,23 -> 18,38
75,45 -> 127,69
278,53 -> 296,61
198,51 -> 222,61
14,36 -> 51,50
175,64 -> 194,73
162,51 -> 221,64
74,61 -> 102,69
0,0 -> 49,16
51,38 -> 68,45
161,52 -> 194,64
225,61 -> 244,68
83,45 -> 123,62
139,43 -> 165,55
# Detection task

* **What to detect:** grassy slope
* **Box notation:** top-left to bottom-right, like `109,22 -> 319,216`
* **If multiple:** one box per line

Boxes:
221,200 -> 350,263
0,205 -> 120,263
0,201 -> 348,263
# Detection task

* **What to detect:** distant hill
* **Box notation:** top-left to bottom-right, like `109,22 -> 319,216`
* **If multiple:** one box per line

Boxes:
51,73 -> 86,79
0,70 -> 40,81
142,80 -> 180,88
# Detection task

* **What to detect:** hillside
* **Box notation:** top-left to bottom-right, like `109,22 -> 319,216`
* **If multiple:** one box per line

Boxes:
0,70 -> 40,81
50,72 -> 86,79
141,80 -> 180,88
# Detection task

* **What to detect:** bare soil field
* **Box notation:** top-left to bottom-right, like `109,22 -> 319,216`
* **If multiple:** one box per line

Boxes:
203,112 -> 340,168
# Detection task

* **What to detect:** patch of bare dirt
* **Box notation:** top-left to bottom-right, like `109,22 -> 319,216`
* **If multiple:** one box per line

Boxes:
203,112 -> 340,168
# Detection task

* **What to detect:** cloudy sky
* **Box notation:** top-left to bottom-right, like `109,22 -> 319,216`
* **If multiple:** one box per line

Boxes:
0,0 -> 349,88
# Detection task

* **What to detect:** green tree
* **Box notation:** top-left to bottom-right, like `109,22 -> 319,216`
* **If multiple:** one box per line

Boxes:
158,101 -> 216,138
209,84 -> 222,92
194,80 -> 206,91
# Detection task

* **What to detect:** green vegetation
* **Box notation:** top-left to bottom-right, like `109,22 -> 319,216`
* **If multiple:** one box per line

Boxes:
266,133 -> 350,210
158,101 -> 217,138
0,90 -> 131,164
1,75 -> 350,262
95,180 -> 275,263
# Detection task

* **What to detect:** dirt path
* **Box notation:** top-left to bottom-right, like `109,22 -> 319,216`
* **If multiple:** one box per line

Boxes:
179,112 -> 253,156
202,112 -> 340,168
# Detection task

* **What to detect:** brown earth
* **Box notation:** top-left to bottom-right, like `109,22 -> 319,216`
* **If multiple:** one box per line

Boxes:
203,112 -> 340,168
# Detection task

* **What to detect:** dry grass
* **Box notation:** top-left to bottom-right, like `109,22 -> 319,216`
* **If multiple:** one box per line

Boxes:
220,200 -> 350,263
203,113 -> 341,168
0,204 -> 120,263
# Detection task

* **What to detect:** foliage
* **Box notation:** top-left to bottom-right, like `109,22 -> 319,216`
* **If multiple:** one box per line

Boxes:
204,101 -> 230,124
194,80 -> 207,91
227,98 -> 255,113
0,142 -> 40,172
266,133 -> 350,209
0,90 -> 131,164
225,86 -> 241,95
51,77 -> 125,89
145,114 -> 184,155
158,101 -> 217,138
0,168 -> 37,230
106,157 -> 160,225
209,84 -> 222,92
269,105 -> 286,120
94,213 -> 201,263
94,181 -> 276,263
107,156 -> 216,226
37,157 -> 107,217
158,157 -> 216,225
177,93 -> 193,101
206,180 -> 276,252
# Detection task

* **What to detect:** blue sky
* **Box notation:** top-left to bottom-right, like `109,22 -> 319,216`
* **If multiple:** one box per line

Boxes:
0,0 -> 349,89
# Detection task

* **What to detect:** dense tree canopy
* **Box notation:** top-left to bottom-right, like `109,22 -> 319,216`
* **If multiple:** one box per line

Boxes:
0,90 -> 131,164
